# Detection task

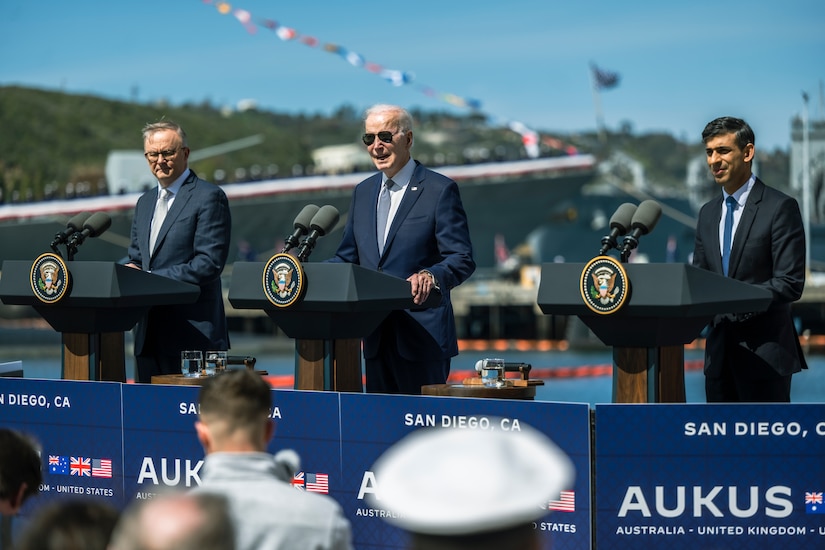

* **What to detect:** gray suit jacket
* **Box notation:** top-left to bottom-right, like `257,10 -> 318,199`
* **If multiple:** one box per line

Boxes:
693,178 -> 807,377
128,170 -> 231,357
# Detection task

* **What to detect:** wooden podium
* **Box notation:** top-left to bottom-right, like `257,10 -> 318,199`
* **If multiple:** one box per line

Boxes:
229,262 -> 438,392
0,260 -> 199,381
537,263 -> 772,403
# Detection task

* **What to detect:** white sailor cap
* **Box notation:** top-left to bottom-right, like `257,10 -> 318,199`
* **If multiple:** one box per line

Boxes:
366,421 -> 575,536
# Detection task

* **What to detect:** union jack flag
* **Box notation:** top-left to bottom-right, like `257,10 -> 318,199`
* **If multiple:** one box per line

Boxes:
292,471 -> 305,490
70,457 -> 91,477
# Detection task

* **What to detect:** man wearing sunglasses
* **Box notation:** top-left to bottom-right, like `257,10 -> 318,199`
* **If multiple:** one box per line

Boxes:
126,120 -> 232,383
330,104 -> 475,394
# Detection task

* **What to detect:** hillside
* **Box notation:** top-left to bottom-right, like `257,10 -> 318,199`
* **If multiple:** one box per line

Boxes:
0,85 -> 789,203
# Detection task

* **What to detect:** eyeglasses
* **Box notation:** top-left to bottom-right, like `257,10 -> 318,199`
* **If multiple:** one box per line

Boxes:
144,147 -> 181,161
362,131 -> 403,146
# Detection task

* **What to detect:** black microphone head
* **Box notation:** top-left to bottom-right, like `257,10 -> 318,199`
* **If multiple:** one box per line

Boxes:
629,200 -> 662,235
309,205 -> 340,236
67,211 -> 92,232
609,203 -> 637,234
293,204 -> 320,233
83,212 -> 112,238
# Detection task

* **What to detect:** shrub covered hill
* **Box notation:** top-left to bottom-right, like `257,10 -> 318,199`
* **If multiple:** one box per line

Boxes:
0,85 -> 788,203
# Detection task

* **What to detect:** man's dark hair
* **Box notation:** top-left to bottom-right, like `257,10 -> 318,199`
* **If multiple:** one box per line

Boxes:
15,499 -> 120,550
198,369 -> 272,440
0,428 -> 42,507
702,116 -> 755,149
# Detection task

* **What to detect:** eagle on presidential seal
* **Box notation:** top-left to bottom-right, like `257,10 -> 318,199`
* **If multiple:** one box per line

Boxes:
270,262 -> 295,299
590,265 -> 620,305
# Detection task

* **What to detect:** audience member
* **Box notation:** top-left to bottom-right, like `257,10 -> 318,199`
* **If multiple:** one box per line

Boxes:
193,369 -> 353,550
367,423 -> 575,549
0,428 -> 42,516
109,491 -> 234,550
15,498 -> 119,550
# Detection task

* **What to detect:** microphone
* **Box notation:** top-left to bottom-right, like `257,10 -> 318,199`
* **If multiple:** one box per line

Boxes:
281,204 -> 320,253
272,449 -> 301,482
296,205 -> 340,261
619,200 -> 662,261
598,203 -> 637,256
67,212 -> 112,248
50,211 -> 91,250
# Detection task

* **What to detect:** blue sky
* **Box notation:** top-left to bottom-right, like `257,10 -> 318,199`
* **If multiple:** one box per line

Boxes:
2,0 -> 823,151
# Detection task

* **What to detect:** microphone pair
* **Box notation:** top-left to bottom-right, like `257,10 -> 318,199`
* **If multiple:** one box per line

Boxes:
281,204 -> 341,262
51,211 -> 113,258
598,200 -> 662,261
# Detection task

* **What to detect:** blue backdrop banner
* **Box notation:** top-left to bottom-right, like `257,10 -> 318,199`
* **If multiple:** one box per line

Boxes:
339,393 -> 592,550
595,403 -> 825,549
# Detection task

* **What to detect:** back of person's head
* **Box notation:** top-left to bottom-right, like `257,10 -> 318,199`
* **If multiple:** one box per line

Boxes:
15,498 -> 119,550
197,369 -> 273,450
702,116 -> 755,149
367,422 -> 574,550
109,491 -> 234,550
0,428 -> 42,515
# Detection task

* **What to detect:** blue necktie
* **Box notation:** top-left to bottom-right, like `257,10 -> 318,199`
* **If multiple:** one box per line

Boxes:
722,195 -> 736,276
376,179 -> 394,254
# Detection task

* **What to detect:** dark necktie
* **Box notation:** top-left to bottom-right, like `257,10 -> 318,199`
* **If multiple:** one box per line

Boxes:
722,195 -> 736,276
150,188 -> 171,251
377,179 -> 394,254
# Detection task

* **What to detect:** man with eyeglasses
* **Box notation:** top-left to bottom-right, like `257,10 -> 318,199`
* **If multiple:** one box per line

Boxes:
125,120 -> 231,383
330,104 -> 475,394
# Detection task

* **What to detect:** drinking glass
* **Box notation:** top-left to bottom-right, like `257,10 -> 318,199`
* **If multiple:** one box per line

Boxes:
481,358 -> 505,388
181,350 -> 203,378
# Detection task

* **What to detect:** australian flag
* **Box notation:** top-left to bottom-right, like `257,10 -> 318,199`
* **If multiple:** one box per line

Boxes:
806,491 -> 825,514
48,455 -> 69,475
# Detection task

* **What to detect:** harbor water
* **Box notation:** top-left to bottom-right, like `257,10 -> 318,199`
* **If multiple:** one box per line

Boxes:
3,330 -> 824,405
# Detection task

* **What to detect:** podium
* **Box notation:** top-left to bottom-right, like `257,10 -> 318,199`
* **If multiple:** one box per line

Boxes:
229,262 -> 436,392
0,260 -> 199,381
537,263 -> 772,403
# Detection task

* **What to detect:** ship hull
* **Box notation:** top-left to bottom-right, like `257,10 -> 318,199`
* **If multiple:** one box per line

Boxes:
0,157 -> 596,269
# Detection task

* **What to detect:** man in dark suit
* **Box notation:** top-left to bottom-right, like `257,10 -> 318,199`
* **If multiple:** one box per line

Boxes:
330,104 -> 475,394
126,121 -> 231,383
693,116 -> 806,402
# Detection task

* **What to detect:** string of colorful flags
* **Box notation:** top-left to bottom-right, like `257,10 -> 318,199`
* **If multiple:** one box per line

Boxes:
201,0 -> 584,156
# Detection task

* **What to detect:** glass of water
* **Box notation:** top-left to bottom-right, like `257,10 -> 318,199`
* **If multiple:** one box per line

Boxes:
181,350 -> 203,378
204,351 -> 227,377
481,358 -> 505,388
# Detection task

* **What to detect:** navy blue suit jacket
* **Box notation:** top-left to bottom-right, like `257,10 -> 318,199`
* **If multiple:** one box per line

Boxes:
128,170 -> 231,357
331,161 -> 475,360
693,178 -> 807,377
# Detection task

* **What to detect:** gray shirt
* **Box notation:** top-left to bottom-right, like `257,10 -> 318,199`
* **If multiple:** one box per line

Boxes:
193,452 -> 353,550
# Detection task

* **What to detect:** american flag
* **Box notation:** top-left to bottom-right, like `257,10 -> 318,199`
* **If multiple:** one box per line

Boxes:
547,490 -> 576,512
48,455 -> 68,475
70,457 -> 91,477
306,473 -> 329,494
292,471 -> 305,490
92,458 -> 112,478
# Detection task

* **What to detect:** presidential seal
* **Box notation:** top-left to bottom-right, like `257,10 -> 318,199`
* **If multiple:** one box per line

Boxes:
262,253 -> 306,308
30,252 -> 70,304
579,256 -> 629,315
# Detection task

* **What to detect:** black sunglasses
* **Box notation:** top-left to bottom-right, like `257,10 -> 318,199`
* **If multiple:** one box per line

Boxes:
362,131 -> 401,146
